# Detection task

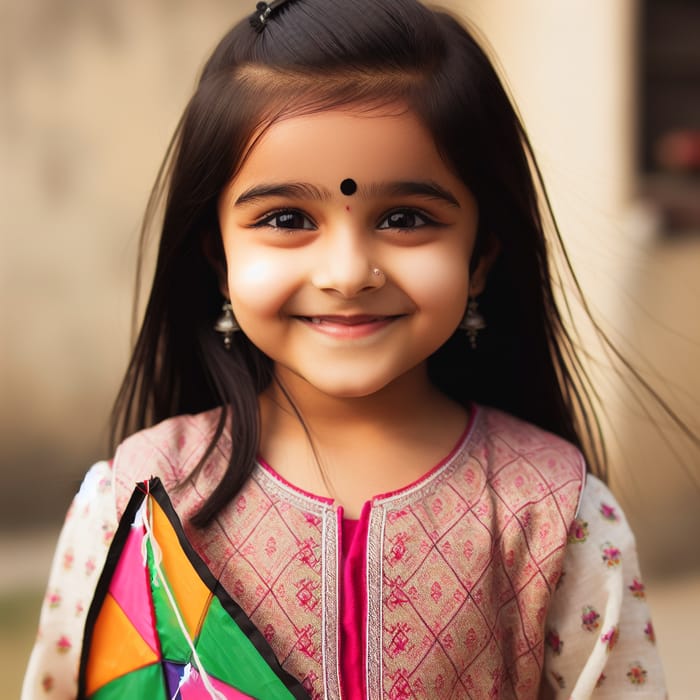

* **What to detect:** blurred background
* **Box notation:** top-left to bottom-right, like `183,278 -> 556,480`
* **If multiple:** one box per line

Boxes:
1,0 -> 698,696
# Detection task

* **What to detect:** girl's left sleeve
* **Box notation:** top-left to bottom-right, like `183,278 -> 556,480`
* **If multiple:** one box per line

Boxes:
542,475 -> 667,699
21,461 -> 117,700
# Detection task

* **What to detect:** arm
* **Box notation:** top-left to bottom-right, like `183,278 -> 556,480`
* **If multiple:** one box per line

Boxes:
542,475 -> 666,699
21,461 -> 117,700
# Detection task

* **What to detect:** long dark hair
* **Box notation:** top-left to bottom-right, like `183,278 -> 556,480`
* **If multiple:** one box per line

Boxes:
111,0 -> 625,525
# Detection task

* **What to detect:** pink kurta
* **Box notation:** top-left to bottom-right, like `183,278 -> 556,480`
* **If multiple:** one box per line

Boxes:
106,405 -> 584,698
22,405 -> 667,699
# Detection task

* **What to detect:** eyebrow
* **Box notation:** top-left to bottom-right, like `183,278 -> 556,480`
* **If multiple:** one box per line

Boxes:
234,179 -> 461,208
235,182 -> 332,206
365,181 -> 460,208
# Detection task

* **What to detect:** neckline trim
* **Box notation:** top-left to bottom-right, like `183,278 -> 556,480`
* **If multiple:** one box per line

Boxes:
255,404 -> 479,512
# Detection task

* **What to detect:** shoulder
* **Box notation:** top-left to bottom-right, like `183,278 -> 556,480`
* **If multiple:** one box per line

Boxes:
112,407 -> 228,514
475,404 -> 586,478
468,406 -> 587,519
574,474 -> 636,546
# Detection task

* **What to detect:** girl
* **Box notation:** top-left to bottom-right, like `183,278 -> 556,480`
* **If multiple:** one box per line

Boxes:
23,0 -> 667,698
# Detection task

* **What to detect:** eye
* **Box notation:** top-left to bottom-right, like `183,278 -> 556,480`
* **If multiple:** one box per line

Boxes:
255,209 -> 315,230
377,209 -> 434,231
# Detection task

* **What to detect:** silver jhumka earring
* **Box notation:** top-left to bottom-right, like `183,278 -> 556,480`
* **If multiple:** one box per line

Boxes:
214,301 -> 240,350
459,298 -> 486,349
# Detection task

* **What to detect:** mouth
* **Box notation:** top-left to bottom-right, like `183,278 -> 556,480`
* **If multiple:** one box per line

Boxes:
295,314 -> 405,339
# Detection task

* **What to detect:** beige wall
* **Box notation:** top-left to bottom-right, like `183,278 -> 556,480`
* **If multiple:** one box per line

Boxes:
2,0 -> 698,571
1,0 -> 251,521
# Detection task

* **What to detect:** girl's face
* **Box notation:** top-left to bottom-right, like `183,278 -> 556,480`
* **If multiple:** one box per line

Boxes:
218,106 -> 488,400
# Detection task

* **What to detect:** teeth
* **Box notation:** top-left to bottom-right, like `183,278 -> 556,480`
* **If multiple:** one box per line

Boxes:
310,317 -> 321,324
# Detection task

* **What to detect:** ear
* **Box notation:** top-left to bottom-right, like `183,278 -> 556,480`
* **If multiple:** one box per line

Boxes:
469,235 -> 501,296
201,230 -> 230,299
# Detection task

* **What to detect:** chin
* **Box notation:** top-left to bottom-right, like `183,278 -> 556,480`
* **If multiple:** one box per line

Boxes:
308,375 -> 394,400
319,383 -> 387,400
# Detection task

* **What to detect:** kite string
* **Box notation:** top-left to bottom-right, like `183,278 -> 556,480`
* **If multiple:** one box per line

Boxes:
139,495 -> 227,700
170,663 -> 193,700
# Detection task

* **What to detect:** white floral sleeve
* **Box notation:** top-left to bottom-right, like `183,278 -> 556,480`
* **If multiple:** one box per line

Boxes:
21,462 -> 118,700
543,475 -> 666,699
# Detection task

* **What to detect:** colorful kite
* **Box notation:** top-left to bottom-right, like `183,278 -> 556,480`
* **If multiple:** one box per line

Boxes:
77,478 -> 309,699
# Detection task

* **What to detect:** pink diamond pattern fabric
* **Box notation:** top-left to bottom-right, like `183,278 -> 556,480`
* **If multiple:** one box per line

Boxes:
365,412 -> 584,699
111,406 -> 584,699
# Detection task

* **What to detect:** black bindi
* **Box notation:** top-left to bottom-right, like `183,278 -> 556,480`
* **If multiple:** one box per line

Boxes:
340,178 -> 357,196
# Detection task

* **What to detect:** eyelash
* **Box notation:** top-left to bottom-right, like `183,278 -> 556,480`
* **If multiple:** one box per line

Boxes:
253,209 -> 316,231
376,208 -> 437,231
252,207 -> 438,232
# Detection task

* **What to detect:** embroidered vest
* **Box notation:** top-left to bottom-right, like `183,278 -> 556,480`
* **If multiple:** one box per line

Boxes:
112,406 -> 584,699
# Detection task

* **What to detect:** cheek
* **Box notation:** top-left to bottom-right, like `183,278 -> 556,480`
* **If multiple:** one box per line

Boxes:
225,248 -> 298,318
396,247 -> 471,316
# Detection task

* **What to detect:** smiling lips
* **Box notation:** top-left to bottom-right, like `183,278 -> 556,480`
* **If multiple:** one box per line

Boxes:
298,314 -> 402,339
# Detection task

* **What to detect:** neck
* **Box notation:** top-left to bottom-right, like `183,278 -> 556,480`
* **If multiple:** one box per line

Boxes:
259,363 -> 471,466
262,363 -> 446,438
258,363 -> 470,513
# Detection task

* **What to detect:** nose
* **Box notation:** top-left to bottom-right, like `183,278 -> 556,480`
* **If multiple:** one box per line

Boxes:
310,228 -> 384,297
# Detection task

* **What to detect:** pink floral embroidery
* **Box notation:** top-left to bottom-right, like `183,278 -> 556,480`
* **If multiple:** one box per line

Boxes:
301,671 -> 318,698
567,517 -> 588,543
644,621 -> 656,643
389,533 -> 408,564
599,503 -> 619,521
102,522 -> 115,546
295,578 -> 320,611
550,671 -> 565,689
545,628 -> 563,655
41,673 -> 55,691
97,476 -> 111,493
47,591 -> 62,609
601,626 -> 619,652
85,557 -> 96,576
56,635 -> 72,654
62,548 -> 74,571
75,601 -> 85,617
581,605 -> 600,631
387,668 -> 412,699
387,508 -> 409,524
601,543 -> 621,567
303,511 -> 320,527
627,662 -> 648,685
297,539 -> 319,568
386,579 -> 410,610
430,581 -> 443,602
628,577 -> 646,598
386,622 -> 412,657
296,625 -> 318,660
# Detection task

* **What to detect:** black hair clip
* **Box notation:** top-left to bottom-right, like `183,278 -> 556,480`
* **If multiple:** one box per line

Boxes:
250,0 -> 295,32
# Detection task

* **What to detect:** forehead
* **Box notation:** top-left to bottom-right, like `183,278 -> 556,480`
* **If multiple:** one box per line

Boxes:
229,107 -> 457,193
